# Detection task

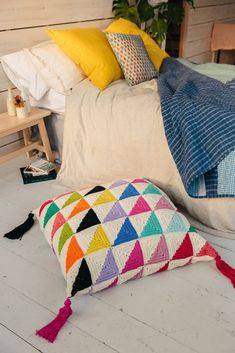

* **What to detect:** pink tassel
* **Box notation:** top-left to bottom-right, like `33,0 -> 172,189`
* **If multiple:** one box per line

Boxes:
36,298 -> 72,343
215,255 -> 235,288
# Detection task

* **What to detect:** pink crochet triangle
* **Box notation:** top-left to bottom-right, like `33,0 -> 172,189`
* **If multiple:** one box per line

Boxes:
122,241 -> 144,274
148,236 -> 169,264
51,212 -> 66,239
129,196 -> 151,216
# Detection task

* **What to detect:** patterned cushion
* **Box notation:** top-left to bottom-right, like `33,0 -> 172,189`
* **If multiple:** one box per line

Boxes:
35,178 -> 217,298
106,33 -> 158,86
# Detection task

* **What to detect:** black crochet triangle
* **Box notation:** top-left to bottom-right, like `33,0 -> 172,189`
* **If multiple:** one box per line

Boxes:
76,209 -> 100,233
85,185 -> 105,196
71,259 -> 92,296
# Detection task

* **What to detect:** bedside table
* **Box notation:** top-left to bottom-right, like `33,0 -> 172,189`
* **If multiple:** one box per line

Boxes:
0,108 -> 54,164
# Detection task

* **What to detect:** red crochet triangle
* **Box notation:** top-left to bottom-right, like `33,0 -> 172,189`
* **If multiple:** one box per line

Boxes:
172,233 -> 193,260
197,242 -> 217,258
157,262 -> 169,273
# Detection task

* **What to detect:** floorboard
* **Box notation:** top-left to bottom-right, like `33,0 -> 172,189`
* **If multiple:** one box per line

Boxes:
0,156 -> 235,353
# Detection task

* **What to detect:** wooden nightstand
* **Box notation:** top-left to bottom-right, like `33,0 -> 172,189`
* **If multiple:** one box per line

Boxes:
0,108 -> 54,164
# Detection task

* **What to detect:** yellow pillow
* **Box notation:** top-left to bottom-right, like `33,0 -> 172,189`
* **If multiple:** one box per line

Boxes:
48,28 -> 122,90
105,18 -> 169,71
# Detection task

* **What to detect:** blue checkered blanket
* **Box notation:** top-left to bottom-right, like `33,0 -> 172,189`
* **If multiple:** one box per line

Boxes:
158,58 -> 235,198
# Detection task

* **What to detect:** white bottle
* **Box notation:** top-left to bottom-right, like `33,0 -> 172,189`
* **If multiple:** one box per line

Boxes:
21,87 -> 31,113
7,87 -> 16,116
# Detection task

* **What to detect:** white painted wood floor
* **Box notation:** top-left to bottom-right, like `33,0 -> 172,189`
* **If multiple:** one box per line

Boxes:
0,156 -> 235,353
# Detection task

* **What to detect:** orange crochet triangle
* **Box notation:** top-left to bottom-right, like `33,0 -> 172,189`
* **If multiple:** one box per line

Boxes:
172,233 -> 193,260
66,236 -> 84,273
68,199 -> 90,219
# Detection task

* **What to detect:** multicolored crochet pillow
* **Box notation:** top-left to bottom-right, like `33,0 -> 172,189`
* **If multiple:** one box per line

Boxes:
4,178 -> 235,343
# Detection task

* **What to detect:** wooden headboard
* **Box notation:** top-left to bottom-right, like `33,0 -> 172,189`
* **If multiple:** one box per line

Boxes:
0,0 -> 113,149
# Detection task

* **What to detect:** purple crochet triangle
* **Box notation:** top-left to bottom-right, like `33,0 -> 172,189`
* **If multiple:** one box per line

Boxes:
104,202 -> 127,222
96,249 -> 119,284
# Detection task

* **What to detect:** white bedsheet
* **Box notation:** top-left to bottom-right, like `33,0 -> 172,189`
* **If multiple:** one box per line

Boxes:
57,78 -> 235,239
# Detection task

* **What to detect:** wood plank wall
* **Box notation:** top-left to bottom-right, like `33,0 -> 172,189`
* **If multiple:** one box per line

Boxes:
0,0 -> 113,150
179,0 -> 235,63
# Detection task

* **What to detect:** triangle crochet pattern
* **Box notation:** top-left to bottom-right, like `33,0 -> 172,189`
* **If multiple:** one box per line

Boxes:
71,258 -> 92,296
96,248 -> 119,284
196,242 -> 217,258
85,185 -> 105,196
66,236 -> 84,273
119,184 -> 140,200
43,202 -> 60,228
68,199 -> 90,219
103,202 -> 126,222
114,218 -> 138,246
62,192 -> 82,209
93,190 -> 116,206
166,212 -> 187,233
143,183 -> 161,195
77,209 -> 100,233
141,212 -> 163,237
51,212 -> 66,239
148,236 -> 169,264
86,225 -> 111,255
129,196 -> 151,216
110,180 -> 128,188
155,197 -> 174,210
172,233 -> 193,260
58,223 -> 74,254
122,241 -> 144,274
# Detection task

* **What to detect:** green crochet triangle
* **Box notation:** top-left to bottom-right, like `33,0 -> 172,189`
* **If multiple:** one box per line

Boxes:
43,202 -> 60,228
62,192 -> 83,208
143,184 -> 161,195
166,213 -> 186,233
58,223 -> 74,254
141,212 -> 163,237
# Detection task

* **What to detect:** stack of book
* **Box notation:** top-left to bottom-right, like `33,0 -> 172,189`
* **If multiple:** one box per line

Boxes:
20,158 -> 57,184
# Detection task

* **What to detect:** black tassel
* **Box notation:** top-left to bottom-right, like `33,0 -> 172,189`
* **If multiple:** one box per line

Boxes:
4,212 -> 35,240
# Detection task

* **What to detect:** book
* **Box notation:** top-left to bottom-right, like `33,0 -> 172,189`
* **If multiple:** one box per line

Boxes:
20,168 -> 57,184
24,158 -> 56,176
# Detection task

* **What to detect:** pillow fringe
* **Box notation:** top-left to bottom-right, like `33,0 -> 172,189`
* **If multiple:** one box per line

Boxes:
4,212 -> 34,240
36,298 -> 72,343
215,255 -> 235,288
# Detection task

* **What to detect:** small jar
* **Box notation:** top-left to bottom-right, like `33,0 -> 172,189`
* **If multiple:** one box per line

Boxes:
16,105 -> 28,119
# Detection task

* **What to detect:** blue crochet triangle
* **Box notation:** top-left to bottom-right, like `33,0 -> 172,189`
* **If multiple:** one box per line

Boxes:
114,218 -> 138,246
119,183 -> 140,200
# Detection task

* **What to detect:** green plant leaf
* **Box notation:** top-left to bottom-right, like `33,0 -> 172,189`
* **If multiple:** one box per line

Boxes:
167,3 -> 184,26
150,18 -> 168,44
112,0 -> 139,24
137,0 -> 154,23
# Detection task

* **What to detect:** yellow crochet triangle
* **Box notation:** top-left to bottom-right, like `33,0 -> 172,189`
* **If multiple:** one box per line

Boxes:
86,225 -> 111,255
93,190 -> 116,206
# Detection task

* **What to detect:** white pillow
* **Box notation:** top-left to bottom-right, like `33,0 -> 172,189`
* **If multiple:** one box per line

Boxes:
1,41 -> 86,100
1,50 -> 48,100
28,41 -> 85,94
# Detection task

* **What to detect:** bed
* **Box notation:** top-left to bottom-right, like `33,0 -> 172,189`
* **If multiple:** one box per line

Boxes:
1,19 -> 235,240
56,60 -> 235,240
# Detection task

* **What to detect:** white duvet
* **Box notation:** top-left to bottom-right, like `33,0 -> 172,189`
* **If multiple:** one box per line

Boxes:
57,78 -> 235,239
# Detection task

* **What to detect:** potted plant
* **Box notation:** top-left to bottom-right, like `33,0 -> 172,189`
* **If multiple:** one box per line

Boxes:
14,95 -> 28,119
112,0 -> 194,45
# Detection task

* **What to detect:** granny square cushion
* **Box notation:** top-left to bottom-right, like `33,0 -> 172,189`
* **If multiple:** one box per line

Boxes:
35,178 -> 218,298
106,33 -> 158,86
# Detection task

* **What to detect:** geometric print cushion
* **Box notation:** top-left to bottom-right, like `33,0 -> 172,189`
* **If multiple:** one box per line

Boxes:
106,33 -> 158,86
35,178 -> 217,298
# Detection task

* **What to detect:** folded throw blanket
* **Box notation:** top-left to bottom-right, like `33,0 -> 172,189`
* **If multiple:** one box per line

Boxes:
158,58 -> 235,198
